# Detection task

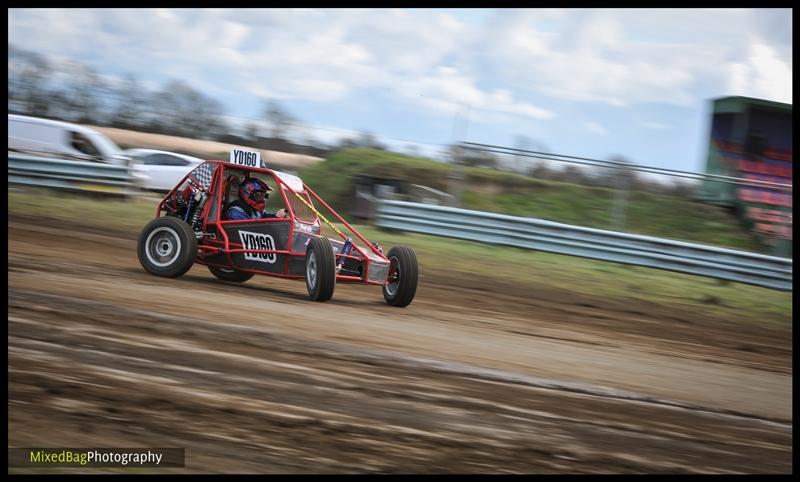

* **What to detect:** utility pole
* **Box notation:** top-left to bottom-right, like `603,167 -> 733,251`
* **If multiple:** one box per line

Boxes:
448,103 -> 470,208
609,157 -> 631,232
514,136 -> 531,174
610,173 -> 629,231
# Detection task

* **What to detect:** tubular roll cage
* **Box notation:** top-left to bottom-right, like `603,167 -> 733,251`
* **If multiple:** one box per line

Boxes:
155,160 -> 391,285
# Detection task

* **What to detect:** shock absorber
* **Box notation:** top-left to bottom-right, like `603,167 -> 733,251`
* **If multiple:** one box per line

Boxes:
183,190 -> 196,223
189,191 -> 209,231
336,237 -> 353,274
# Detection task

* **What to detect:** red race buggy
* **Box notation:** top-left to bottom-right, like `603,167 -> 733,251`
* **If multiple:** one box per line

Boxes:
136,151 -> 418,306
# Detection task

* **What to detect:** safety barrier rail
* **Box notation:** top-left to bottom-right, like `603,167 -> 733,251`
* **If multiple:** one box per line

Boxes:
8,154 -> 134,196
376,200 -> 792,291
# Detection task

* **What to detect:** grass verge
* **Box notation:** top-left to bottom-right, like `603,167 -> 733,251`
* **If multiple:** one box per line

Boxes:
299,148 -> 765,252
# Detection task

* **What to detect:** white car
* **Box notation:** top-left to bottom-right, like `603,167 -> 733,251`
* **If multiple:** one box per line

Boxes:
125,148 -> 205,191
9,114 -> 131,166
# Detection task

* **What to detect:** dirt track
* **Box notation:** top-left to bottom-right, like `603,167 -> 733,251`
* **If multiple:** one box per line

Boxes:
8,217 -> 792,473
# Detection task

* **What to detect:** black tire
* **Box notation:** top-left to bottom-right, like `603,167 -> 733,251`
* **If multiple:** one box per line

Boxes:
383,246 -> 418,307
137,216 -> 197,278
305,236 -> 336,302
208,265 -> 255,283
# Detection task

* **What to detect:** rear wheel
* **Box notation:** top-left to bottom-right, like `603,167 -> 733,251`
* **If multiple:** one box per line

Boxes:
208,265 -> 254,283
306,237 -> 336,302
383,246 -> 418,307
137,216 -> 197,278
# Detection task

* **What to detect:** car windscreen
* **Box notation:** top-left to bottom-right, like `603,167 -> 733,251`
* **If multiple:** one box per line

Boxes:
86,131 -> 124,156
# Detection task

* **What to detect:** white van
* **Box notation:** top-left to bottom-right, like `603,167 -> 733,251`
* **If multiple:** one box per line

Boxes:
8,114 -> 131,166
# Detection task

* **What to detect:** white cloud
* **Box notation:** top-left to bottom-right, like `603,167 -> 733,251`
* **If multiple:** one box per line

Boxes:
155,8 -> 176,21
7,8 -> 792,124
584,121 -> 609,135
397,66 -> 554,127
351,10 -> 468,75
473,9 -> 790,107
642,121 -> 673,131
218,20 -> 251,50
724,40 -> 792,104
290,79 -> 351,102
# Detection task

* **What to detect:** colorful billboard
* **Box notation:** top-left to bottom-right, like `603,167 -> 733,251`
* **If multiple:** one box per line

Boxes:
697,97 -> 792,256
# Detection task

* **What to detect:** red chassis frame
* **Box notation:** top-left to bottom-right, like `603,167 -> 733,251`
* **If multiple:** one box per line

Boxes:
155,160 -> 391,286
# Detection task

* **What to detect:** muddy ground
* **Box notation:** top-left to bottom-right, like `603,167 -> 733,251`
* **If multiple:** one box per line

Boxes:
8,217 -> 792,473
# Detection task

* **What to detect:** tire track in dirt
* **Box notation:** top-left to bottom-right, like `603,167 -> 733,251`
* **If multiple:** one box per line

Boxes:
9,217 -> 791,377
8,289 -> 791,426
9,290 -> 792,473
8,217 -> 792,472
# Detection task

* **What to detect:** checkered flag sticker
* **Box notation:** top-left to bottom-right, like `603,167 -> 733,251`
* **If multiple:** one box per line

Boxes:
188,162 -> 215,191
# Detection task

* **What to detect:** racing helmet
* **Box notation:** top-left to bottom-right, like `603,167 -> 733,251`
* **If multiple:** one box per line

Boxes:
238,178 -> 272,211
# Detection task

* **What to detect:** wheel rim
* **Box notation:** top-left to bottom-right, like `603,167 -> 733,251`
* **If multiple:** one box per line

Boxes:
307,250 -> 317,290
145,227 -> 181,267
385,256 -> 401,297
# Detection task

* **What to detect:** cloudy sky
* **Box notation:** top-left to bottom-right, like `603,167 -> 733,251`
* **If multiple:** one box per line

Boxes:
8,8 -> 793,173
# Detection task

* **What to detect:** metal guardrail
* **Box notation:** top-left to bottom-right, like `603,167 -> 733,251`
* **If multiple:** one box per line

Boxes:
376,200 -> 793,291
8,154 -> 134,196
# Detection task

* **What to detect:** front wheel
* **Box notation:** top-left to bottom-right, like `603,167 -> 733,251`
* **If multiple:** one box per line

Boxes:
208,265 -> 254,283
137,216 -> 197,278
383,246 -> 418,307
306,237 -> 336,302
